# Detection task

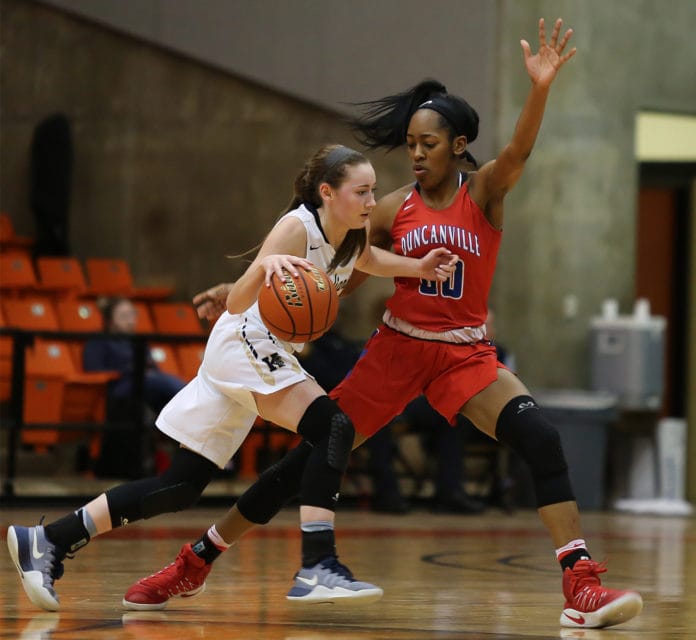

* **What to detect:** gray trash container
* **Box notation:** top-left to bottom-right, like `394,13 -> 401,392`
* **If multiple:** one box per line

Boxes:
533,389 -> 618,511
589,315 -> 665,410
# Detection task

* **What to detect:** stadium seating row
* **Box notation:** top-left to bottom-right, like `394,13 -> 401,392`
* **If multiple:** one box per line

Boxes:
0,212 -> 287,483
0,213 -> 206,457
0,250 -> 176,301
1,212 -> 175,300
0,295 -> 206,412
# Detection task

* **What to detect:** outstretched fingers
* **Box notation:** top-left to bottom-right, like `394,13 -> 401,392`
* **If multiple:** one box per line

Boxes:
541,17 -> 575,52
556,26 -> 574,54
536,17 -> 576,68
558,32 -> 577,65
549,17 -> 564,49
538,17 -> 548,49
520,38 -> 532,60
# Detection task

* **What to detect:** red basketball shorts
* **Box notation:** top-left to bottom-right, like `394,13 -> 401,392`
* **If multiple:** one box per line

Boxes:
330,325 -> 505,438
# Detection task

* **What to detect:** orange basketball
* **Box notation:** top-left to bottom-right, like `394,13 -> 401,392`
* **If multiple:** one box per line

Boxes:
258,264 -> 339,343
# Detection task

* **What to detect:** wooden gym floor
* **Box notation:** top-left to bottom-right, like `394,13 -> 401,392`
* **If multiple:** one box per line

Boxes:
1,506 -> 694,639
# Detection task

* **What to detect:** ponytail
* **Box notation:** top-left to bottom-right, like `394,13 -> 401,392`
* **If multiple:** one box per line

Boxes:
350,79 -> 479,153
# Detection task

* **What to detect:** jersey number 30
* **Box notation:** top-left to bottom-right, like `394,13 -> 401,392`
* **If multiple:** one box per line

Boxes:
419,259 -> 464,299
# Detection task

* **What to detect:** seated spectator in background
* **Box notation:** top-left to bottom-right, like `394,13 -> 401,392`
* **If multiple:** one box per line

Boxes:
83,297 -> 186,416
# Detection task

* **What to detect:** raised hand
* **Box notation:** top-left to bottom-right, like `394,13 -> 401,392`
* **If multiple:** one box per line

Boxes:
520,18 -> 576,88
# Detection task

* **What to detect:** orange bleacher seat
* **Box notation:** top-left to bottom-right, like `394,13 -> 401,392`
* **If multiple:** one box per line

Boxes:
84,257 -> 132,296
1,295 -> 59,331
0,296 -> 60,410
55,299 -> 105,368
150,302 -> 204,336
85,258 -> 174,300
149,343 -> 182,378
0,250 -> 39,295
132,301 -> 155,334
22,338 -> 117,450
0,213 -> 33,251
36,256 -> 89,298
0,296 -> 114,452
176,342 -> 205,381
55,298 -> 103,332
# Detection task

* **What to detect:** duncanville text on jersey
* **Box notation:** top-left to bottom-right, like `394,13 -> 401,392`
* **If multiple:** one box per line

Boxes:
399,224 -> 481,257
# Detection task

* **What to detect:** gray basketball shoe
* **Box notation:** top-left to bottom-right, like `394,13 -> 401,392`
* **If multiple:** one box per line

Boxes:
286,556 -> 383,604
7,524 -> 64,611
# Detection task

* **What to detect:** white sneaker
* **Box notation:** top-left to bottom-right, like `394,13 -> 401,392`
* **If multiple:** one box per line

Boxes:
7,525 -> 64,611
286,556 -> 383,604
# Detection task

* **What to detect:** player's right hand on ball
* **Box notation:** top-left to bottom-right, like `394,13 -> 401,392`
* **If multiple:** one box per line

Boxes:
260,255 -> 315,287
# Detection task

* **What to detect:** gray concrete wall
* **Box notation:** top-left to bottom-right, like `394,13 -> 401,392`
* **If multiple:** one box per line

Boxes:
492,0 -> 696,390
40,0 -> 499,163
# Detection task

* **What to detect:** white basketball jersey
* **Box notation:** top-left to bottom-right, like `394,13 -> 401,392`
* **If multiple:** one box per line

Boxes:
156,203 -> 363,467
214,203 -> 358,354
282,203 -> 358,293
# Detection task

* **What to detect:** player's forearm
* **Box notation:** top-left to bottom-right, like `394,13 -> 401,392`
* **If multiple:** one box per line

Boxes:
226,266 -> 264,314
506,83 -> 550,163
359,246 -> 420,278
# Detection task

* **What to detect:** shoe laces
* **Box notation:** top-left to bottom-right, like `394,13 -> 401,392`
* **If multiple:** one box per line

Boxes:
571,559 -> 608,587
38,516 -> 67,582
567,560 -> 611,610
320,556 -> 355,580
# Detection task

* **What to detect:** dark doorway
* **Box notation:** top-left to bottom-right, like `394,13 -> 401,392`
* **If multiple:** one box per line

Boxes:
637,163 -> 694,417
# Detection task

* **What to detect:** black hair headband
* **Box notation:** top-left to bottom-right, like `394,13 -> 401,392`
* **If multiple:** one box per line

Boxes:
418,97 -> 478,166
418,96 -> 471,139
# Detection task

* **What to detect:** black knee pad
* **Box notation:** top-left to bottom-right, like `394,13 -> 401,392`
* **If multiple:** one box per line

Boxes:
297,396 -> 355,510
236,440 -> 313,524
106,447 -> 217,527
297,395 -> 355,472
495,395 -> 575,508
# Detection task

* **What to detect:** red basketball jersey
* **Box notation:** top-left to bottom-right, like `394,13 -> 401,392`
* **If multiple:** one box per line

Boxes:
386,180 -> 501,331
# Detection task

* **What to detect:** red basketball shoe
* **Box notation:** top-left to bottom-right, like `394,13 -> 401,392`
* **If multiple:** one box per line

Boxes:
122,543 -> 211,611
560,559 -> 643,628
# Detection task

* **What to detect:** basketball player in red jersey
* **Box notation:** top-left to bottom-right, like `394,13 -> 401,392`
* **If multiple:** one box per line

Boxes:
123,18 -> 642,629
336,18 -> 640,628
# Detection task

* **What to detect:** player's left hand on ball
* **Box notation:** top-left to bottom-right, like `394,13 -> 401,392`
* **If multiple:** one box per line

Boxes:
260,254 -> 315,287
